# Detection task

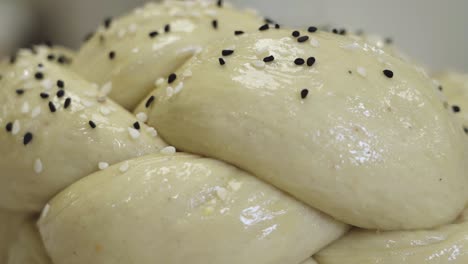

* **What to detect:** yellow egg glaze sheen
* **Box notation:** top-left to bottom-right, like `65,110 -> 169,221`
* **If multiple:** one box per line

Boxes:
0,47 -> 166,213
7,221 -> 52,264
73,0 -> 263,110
316,212 -> 468,264
38,154 -> 347,264
136,29 -> 468,230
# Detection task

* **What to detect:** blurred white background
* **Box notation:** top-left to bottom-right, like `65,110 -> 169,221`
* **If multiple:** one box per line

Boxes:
0,0 -> 466,72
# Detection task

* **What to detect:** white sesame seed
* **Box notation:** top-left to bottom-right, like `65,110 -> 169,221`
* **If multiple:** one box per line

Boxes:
342,42 -> 360,50
119,161 -> 129,172
310,38 -> 320,48
204,9 -> 218,17
160,146 -> 176,154
31,106 -> 41,118
147,127 -> 158,137
129,24 -> 138,32
34,158 -> 43,174
117,29 -> 127,38
357,67 -> 367,77
155,78 -> 165,87
39,203 -> 50,222
166,86 -> 174,97
136,112 -> 148,122
98,162 -> 109,170
21,102 -> 30,113
132,48 -> 139,53
183,69 -> 192,77
128,127 -> 140,139
216,187 -> 228,201
228,180 -> 242,191
41,79 -> 53,90
82,100 -> 95,107
100,82 -> 113,96
252,60 -> 266,69
174,82 -> 184,94
100,106 -> 111,116
12,120 -> 20,135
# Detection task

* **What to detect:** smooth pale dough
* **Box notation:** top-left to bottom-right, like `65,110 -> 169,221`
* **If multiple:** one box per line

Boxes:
72,0 -> 263,110
0,210 -> 28,263
7,221 -> 52,264
316,208 -> 468,264
0,47 -> 166,213
135,29 -> 468,230
38,154 -> 347,264
434,72 -> 468,134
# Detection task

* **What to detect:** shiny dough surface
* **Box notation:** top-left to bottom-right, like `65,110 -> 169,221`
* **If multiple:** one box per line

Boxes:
0,47 -> 166,213
136,29 -> 468,230
38,154 -> 347,264
73,0 -> 263,110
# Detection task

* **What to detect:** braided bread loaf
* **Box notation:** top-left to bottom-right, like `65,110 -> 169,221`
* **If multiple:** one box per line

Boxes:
1,1 -> 468,264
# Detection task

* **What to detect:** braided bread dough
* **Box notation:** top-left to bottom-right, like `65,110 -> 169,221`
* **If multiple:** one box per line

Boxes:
434,72 -> 468,135
7,221 -> 52,264
0,210 -> 28,263
0,47 -> 166,213
136,29 -> 468,230
315,210 -> 468,263
38,154 -> 347,264
72,0 -> 263,110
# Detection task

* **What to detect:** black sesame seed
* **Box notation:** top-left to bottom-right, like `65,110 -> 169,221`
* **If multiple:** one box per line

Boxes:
464,126 -> 468,134
339,29 -> 347,35
57,55 -> 69,64
89,120 -> 97,129
301,89 -> 309,99
259,24 -> 269,31
168,73 -> 177,84
294,58 -> 305,65
275,24 -> 280,29
234,30 -> 244,36
298,36 -> 309,43
149,31 -> 159,38
10,55 -> 16,64
307,57 -> 316,67
108,51 -> 116,60
5,122 -> 13,132
164,24 -> 171,33
438,85 -> 443,91
48,101 -> 56,113
57,80 -> 64,88
452,105 -> 461,113
219,58 -> 226,65
47,54 -> 55,61
385,38 -> 393,45
308,26 -> 318,33
332,28 -> 339,34
263,55 -> 275,63
222,49 -> 234,56
145,96 -> 155,108
217,0 -> 223,7
292,31 -> 300,37
40,93 -> 49,99
64,97 -> 71,109
16,89 -> 25,95
103,17 -> 112,29
133,122 -> 141,130
383,69 -> 394,78
37,63 -> 43,68
35,72 -> 44,80
56,90 -> 65,98
23,132 -> 33,145
212,20 -> 218,29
